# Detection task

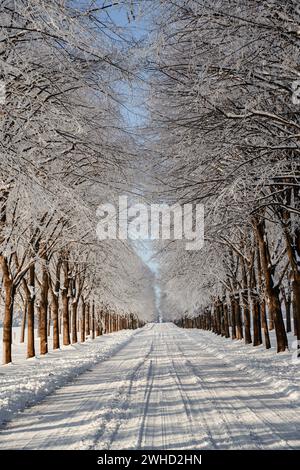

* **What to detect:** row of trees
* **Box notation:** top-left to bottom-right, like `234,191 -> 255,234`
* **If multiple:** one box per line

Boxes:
172,216 -> 298,351
147,0 -> 300,352
0,1 -> 155,364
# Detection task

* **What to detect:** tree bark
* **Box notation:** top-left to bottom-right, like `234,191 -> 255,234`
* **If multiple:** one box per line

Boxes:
50,259 -> 61,350
241,258 -> 252,344
80,300 -> 85,343
256,245 -> 271,349
1,255 -> 15,364
91,301 -> 95,339
20,304 -> 27,344
61,256 -> 70,346
96,311 -> 101,336
26,264 -> 36,358
71,300 -> 78,344
281,286 -> 291,333
292,276 -> 300,339
223,302 -> 230,338
251,292 -> 262,346
51,293 -> 60,350
85,302 -> 90,336
230,294 -> 236,339
254,219 -> 288,352
48,305 -> 51,337
234,295 -> 243,340
39,243 -> 49,355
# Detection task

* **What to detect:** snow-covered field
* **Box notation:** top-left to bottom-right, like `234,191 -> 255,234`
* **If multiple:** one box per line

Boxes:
0,322 -> 299,450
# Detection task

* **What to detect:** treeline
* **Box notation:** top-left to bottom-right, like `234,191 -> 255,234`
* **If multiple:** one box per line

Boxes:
0,194 -> 144,364
149,0 -> 300,352
15,292 -> 141,362
175,213 -> 299,352
0,1 -> 152,364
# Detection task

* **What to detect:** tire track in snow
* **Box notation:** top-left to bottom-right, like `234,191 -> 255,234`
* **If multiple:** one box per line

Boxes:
91,338 -> 154,450
0,323 -> 298,450
179,329 -> 299,449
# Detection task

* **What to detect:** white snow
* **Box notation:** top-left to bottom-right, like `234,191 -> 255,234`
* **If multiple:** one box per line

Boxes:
0,323 -> 299,450
186,328 -> 300,402
0,327 -> 136,426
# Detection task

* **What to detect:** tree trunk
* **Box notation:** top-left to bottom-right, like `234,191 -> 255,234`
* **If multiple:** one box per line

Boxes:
1,256 -> 15,364
20,304 -> 27,344
72,300 -> 78,344
256,245 -> 271,349
39,244 -> 49,355
26,264 -> 36,358
234,295 -> 243,340
51,294 -> 60,350
215,299 -> 221,335
91,301 -> 95,339
281,187 -> 300,340
251,293 -> 262,346
61,257 -> 70,346
281,286 -> 292,333
50,259 -> 61,350
47,305 -> 51,337
96,311 -> 101,336
292,276 -> 300,340
260,298 -> 271,349
254,219 -> 288,352
85,302 -> 90,337
242,290 -> 252,344
223,302 -> 230,338
230,295 -> 236,339
241,258 -> 252,344
81,300 -> 85,343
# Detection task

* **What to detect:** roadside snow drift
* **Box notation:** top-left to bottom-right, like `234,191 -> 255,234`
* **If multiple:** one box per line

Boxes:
0,329 -> 136,425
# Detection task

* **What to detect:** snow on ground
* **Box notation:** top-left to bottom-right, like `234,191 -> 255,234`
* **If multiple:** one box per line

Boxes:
0,322 -> 299,450
0,327 -> 137,425
186,328 -> 300,403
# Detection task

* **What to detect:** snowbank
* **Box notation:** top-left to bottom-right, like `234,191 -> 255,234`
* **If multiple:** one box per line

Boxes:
185,328 -> 299,402
0,328 -> 137,425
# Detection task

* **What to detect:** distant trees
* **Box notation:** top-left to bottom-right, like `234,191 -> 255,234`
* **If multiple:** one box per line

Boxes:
149,0 -> 300,352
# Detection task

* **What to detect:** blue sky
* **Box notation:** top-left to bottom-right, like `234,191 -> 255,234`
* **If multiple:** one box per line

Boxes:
97,2 -> 161,319
106,2 -> 151,129
107,4 -> 162,318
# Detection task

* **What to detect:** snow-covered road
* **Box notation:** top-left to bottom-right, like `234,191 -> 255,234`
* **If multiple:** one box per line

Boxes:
0,323 -> 299,450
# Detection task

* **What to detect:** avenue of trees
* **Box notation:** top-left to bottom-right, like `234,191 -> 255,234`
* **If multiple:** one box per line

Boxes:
148,0 -> 300,352
1,0 -> 300,363
0,1 -> 154,364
